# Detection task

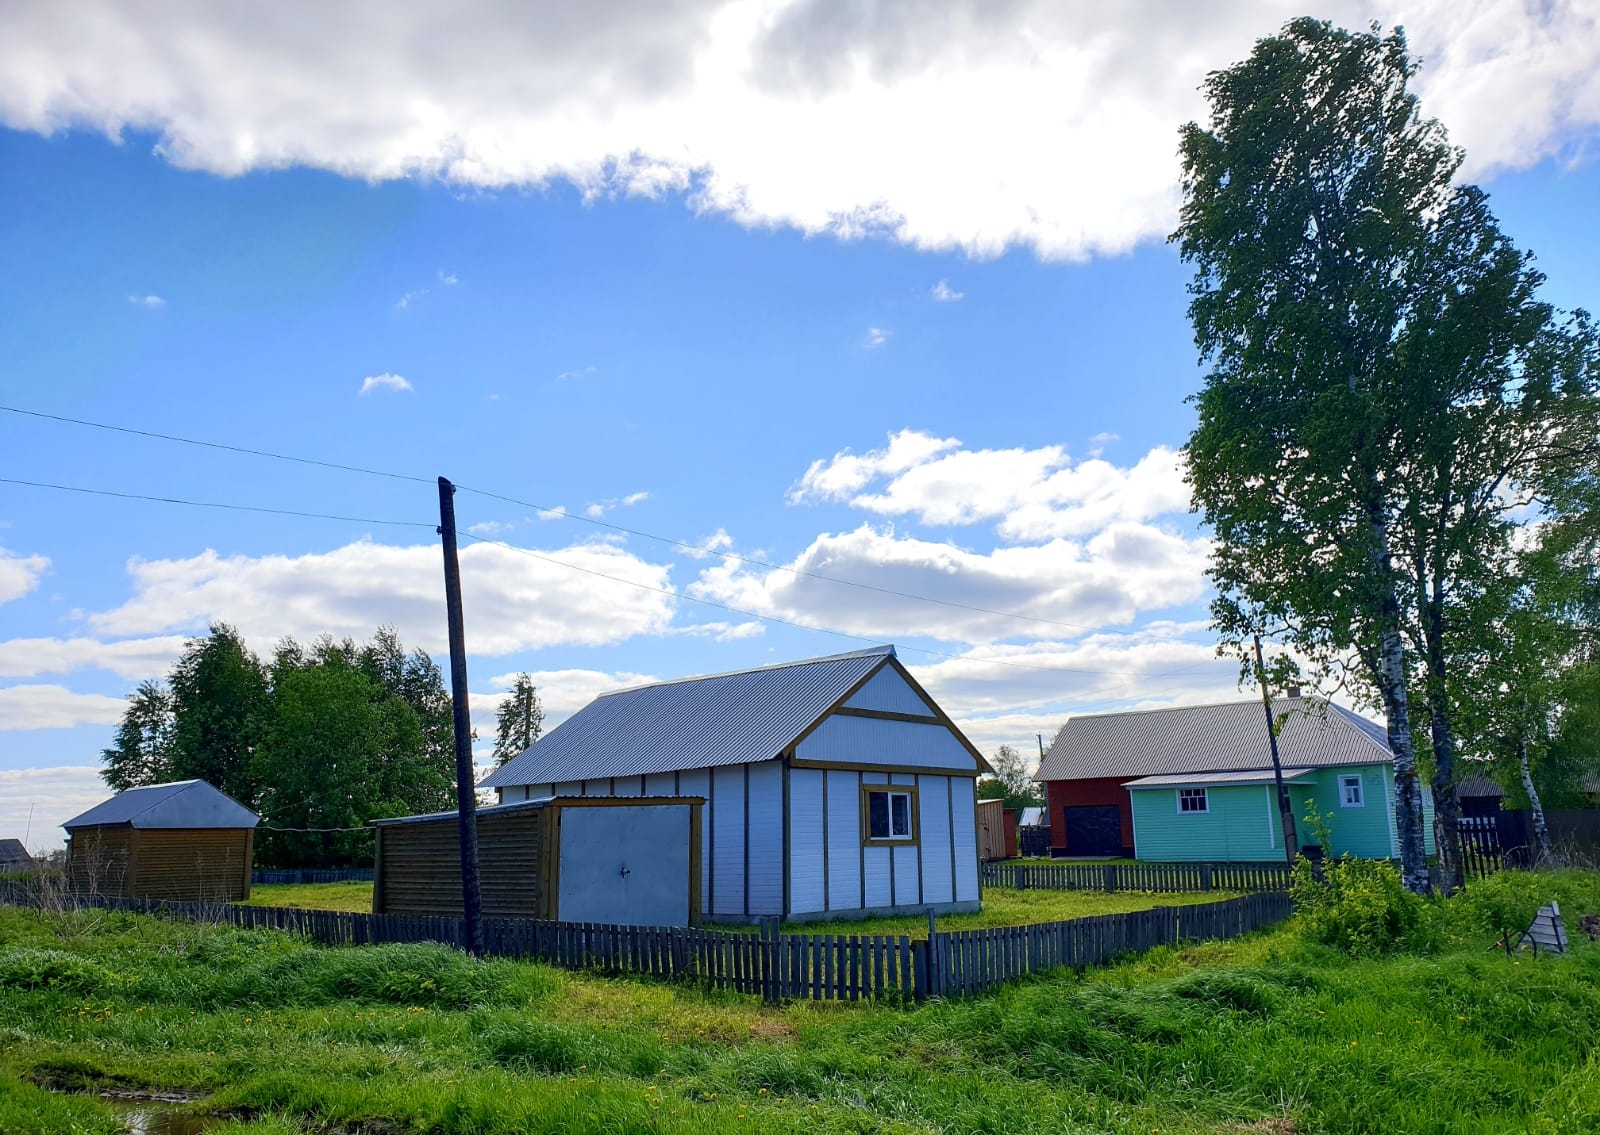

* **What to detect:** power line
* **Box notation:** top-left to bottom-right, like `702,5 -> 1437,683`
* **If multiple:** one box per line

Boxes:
4,403 -> 1139,635
0,476 -> 435,529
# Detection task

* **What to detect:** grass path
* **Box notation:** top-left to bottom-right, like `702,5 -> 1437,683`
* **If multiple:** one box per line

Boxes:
4,870 -> 1597,1134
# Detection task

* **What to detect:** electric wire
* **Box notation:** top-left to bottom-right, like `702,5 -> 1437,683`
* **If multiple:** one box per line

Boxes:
0,476 -> 436,529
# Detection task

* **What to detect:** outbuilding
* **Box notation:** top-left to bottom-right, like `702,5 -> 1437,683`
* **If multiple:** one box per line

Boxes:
976,799 -> 1018,861
482,645 -> 991,923
62,780 -> 258,901
371,795 -> 703,926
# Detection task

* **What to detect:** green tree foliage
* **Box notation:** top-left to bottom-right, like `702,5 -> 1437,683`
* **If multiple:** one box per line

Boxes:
99,680 -> 175,792
492,673 -> 544,766
978,744 -> 1041,811
1175,18 -> 1599,894
101,624 -> 457,867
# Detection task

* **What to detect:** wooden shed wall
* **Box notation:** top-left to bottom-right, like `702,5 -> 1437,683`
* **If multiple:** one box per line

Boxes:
68,827 -> 252,901
374,809 -> 545,917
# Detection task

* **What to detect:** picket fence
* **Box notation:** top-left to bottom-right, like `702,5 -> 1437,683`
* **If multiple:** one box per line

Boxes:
982,859 -> 1292,894
0,881 -> 1290,1002
251,868 -> 375,885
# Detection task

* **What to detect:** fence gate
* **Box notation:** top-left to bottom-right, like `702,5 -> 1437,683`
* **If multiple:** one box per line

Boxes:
1455,816 -> 1503,880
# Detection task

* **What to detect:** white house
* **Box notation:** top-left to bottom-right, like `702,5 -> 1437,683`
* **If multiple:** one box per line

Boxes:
481,645 -> 990,922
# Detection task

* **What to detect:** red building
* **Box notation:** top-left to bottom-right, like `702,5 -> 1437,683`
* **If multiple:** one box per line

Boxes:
1043,776 -> 1134,857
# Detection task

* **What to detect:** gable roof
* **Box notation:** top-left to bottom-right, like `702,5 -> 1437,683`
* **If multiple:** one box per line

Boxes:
1036,697 -> 1392,782
62,780 -> 259,831
483,645 -> 980,787
0,838 -> 32,864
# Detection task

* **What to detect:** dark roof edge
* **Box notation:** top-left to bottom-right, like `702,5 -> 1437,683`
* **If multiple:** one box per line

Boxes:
596,644 -> 895,699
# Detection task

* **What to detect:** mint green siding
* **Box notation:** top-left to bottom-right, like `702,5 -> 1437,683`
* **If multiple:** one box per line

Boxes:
1130,762 -> 1409,862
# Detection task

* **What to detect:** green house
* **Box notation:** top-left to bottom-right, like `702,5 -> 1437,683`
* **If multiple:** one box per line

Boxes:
1040,695 -> 1435,862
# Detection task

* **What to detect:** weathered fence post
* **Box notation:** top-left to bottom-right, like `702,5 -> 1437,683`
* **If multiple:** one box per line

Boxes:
760,916 -> 781,1004
1103,864 -> 1118,893
1200,863 -> 1213,892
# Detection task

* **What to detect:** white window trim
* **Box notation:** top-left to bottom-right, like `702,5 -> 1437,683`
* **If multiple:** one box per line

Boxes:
1339,774 -> 1364,809
866,788 -> 915,841
1177,787 -> 1209,815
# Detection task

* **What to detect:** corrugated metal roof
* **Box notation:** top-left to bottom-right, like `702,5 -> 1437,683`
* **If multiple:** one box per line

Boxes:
1037,697 -> 1393,782
1123,767 -> 1317,788
62,780 -> 259,830
1457,774 -> 1506,798
1018,806 -> 1047,827
0,838 -> 32,864
482,646 -> 896,788
371,797 -> 557,826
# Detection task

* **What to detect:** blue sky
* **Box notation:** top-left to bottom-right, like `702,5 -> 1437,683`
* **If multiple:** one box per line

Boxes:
2,1 -> 1598,846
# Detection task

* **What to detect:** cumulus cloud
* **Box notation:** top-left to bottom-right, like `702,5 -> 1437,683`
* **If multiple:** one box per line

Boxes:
930,280 -> 964,302
0,548 -> 49,604
84,537 -> 679,656
126,293 -> 165,308
359,372 -> 412,395
0,765 -> 112,850
0,636 -> 187,681
0,685 -> 127,730
556,366 -> 597,381
438,270 -> 459,286
790,431 -> 1190,540
480,666 -> 660,724
0,3 -> 1592,259
690,521 -> 1210,645
393,289 -> 428,311
864,327 -> 888,348
585,492 -> 651,518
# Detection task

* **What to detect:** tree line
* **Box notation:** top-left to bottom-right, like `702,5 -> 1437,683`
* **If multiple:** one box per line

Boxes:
1178,19 -> 1600,892
102,623 -> 544,868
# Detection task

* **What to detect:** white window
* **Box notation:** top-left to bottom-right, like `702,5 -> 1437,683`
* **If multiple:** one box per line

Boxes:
865,789 -> 915,841
1340,774 -> 1364,808
1178,787 -> 1209,814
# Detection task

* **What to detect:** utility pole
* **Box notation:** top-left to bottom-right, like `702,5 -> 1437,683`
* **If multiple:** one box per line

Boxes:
438,477 -> 483,955
1253,634 -> 1299,866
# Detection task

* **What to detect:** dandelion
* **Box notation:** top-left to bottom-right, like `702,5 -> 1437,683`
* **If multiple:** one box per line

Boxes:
758,1088 -> 768,1095
1458,1015 -> 1467,1022
1351,1041 -> 1358,1047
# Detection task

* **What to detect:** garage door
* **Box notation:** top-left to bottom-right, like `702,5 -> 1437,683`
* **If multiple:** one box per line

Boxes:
1063,805 -> 1122,857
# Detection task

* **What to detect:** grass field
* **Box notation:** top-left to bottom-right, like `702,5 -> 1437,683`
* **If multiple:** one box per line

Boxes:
3,870 -> 1598,1134
243,880 -> 1241,932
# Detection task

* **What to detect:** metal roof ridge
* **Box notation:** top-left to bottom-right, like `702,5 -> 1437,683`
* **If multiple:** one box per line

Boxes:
593,643 -> 895,698
1063,695 -> 1314,724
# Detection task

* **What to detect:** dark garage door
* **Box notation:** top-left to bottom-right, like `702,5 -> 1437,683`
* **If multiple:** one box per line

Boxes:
1063,805 -> 1122,857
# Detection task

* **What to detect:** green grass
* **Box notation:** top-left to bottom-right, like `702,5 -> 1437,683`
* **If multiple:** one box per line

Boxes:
3,870 -> 1598,1133
240,882 -> 374,913
241,880 -> 1236,934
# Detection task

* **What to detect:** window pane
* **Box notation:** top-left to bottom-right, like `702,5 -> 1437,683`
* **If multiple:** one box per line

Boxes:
891,793 -> 910,837
869,791 -> 890,838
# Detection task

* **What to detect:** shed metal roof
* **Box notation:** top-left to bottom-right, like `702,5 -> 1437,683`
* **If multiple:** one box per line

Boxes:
0,838 -> 32,864
1457,774 -> 1506,798
62,780 -> 259,831
1037,697 -> 1393,783
482,646 -> 907,787
1123,767 -> 1317,788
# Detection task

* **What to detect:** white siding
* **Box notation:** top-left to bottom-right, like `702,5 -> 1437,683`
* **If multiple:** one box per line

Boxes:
826,769 -> 861,911
554,781 -> 583,796
788,768 -> 826,914
612,776 -> 643,798
678,768 -> 711,915
499,785 -> 527,803
860,770 -> 891,908
918,775 -> 953,903
583,779 -> 609,796
711,765 -> 746,917
797,714 -> 976,771
890,771 -> 918,905
843,666 -> 935,716
950,776 -> 980,901
747,760 -> 783,916
644,772 -> 677,797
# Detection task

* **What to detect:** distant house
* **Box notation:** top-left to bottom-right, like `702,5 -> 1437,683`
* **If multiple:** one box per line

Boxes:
0,838 -> 34,872
62,780 -> 259,901
1036,696 -> 1435,862
482,645 -> 991,922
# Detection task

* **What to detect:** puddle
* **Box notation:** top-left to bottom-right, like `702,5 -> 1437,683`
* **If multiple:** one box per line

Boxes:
100,1095 -> 221,1135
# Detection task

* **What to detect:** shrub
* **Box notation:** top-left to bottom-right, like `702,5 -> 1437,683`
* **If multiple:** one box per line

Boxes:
0,947 -> 113,994
1290,855 -> 1425,956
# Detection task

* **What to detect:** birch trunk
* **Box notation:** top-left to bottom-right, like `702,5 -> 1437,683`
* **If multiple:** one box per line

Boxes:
1518,738 -> 1554,862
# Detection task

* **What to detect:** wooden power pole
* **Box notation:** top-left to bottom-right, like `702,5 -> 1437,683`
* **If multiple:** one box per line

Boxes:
1253,634 -> 1299,866
438,477 -> 483,955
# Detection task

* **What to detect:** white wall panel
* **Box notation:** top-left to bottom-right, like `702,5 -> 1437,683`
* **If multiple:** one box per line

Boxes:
826,769 -> 861,911
554,781 -> 583,796
583,779 -> 612,797
918,775 -> 953,904
788,768 -> 826,914
797,715 -> 977,771
863,845 -> 893,908
644,772 -> 677,797
711,765 -> 746,916
612,776 -> 643,797
843,666 -> 935,716
951,776 -> 980,901
892,844 -> 919,907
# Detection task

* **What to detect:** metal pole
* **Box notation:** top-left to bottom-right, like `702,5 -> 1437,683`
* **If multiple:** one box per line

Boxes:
1254,634 -> 1299,866
438,477 -> 483,955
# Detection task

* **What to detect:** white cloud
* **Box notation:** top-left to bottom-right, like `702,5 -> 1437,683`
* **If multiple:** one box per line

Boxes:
0,548 -> 49,604
84,537 -> 679,656
1089,431 -> 1119,444
0,765 -> 112,850
585,492 -> 651,518
359,372 -> 413,395
0,685 -> 127,730
690,521 -> 1210,645
126,293 -> 165,308
465,520 -> 516,537
1,3 -> 1592,260
930,280 -> 964,302
864,327 -> 888,349
537,506 -> 568,522
438,270 -> 459,286
394,288 -> 429,310
668,619 -> 765,643
0,635 -> 186,681
621,491 -> 651,507
556,366 -> 597,381
482,666 -> 659,723
791,431 -> 1190,541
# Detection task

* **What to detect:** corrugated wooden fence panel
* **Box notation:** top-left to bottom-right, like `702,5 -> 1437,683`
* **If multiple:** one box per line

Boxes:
982,860 -> 1292,893
0,881 -> 1290,1004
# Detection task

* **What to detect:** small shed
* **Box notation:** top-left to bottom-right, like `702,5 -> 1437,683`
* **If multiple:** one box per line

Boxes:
62,780 -> 258,901
372,795 -> 703,926
0,838 -> 36,872
976,799 -> 1018,861
1457,774 -> 1506,818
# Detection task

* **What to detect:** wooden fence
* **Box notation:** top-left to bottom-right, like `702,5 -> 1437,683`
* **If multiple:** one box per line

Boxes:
251,868 -> 375,885
0,882 -> 1288,1003
982,859 -> 1292,894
